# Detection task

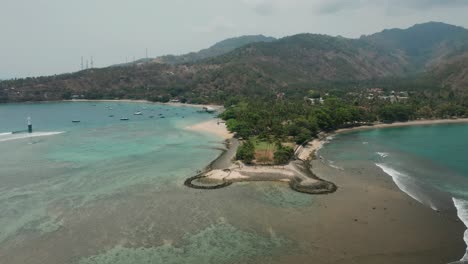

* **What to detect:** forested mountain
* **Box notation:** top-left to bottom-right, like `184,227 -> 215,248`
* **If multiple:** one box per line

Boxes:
1,22 -> 467,104
154,35 -> 277,64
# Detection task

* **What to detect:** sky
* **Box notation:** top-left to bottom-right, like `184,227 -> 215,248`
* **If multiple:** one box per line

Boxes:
1,0 -> 468,79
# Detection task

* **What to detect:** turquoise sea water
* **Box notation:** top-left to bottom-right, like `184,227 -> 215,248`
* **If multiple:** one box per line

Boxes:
0,102 -> 308,264
319,123 -> 468,261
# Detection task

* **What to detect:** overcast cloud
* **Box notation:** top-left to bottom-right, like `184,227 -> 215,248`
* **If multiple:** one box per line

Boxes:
1,0 -> 468,79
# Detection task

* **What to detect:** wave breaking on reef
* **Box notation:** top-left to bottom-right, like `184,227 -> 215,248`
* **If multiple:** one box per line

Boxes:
0,131 -> 65,142
376,163 -> 439,211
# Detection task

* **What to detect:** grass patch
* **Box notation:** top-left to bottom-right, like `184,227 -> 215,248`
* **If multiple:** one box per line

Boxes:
252,137 -> 277,164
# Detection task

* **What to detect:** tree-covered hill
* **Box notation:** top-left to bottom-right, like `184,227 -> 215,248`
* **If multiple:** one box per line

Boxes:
1,22 -> 468,104
154,35 -> 277,65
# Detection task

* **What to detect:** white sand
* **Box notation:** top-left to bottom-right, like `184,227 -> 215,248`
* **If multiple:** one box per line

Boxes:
297,139 -> 323,161
204,162 -> 314,183
186,119 -> 233,140
336,118 -> 468,134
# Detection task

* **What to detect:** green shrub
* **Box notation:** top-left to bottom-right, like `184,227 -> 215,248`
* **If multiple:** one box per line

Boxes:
236,140 -> 255,164
274,144 -> 294,165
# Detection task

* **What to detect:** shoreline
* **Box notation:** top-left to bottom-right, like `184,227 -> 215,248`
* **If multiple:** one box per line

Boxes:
184,118 -> 466,262
186,117 -> 468,195
305,159 -> 466,263
62,99 -> 224,110
296,118 -> 468,162
187,117 -> 468,261
185,119 -> 233,140
336,118 -> 468,134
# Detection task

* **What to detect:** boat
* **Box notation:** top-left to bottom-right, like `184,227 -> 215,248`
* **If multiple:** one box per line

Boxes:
72,120 -> 81,123
160,116 -> 166,119
134,111 -> 143,115
120,118 -> 129,121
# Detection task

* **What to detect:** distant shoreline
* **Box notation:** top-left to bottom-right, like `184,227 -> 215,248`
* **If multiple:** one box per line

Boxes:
297,118 -> 468,161
335,118 -> 468,134
62,99 -> 224,110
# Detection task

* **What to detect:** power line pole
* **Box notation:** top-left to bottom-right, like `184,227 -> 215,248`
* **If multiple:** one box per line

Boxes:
81,56 -> 84,70
90,56 -> 94,68
146,48 -> 148,59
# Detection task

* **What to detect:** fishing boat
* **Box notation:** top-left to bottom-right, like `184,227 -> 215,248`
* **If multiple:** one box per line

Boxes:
72,120 -> 81,123
120,117 -> 129,121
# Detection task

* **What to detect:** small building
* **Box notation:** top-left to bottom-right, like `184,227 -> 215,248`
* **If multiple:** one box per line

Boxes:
399,91 -> 409,97
276,92 -> 285,100
368,88 -> 384,94
306,97 -> 324,105
379,95 -> 397,103
202,106 -> 216,113
397,96 -> 409,102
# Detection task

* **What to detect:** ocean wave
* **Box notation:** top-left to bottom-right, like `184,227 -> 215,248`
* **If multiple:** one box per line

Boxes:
376,152 -> 390,158
376,163 -> 438,211
328,160 -> 344,170
453,197 -> 468,261
0,131 -> 65,142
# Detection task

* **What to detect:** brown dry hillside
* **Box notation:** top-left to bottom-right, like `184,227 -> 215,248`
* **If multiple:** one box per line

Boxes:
1,22 -> 468,103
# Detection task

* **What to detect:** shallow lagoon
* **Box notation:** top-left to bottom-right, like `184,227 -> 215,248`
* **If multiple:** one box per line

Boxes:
0,102 -> 304,264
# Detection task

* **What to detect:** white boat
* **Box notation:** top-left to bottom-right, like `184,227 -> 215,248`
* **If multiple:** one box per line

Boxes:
134,111 -> 143,115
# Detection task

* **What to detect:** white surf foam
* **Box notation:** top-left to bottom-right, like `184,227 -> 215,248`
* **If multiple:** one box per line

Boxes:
376,152 -> 390,158
0,131 -> 65,142
328,160 -> 344,170
376,163 -> 438,210
453,197 -> 468,261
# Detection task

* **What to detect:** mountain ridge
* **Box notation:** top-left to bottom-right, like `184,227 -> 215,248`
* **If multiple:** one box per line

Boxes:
1,22 -> 467,103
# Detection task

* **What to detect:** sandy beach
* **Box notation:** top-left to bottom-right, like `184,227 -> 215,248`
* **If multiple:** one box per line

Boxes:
186,119 -> 233,140
190,118 -> 468,263
293,118 -> 468,162
336,118 -> 468,134
296,138 -> 324,161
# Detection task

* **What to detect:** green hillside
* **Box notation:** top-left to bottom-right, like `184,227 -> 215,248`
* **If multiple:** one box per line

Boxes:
1,22 -> 468,104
